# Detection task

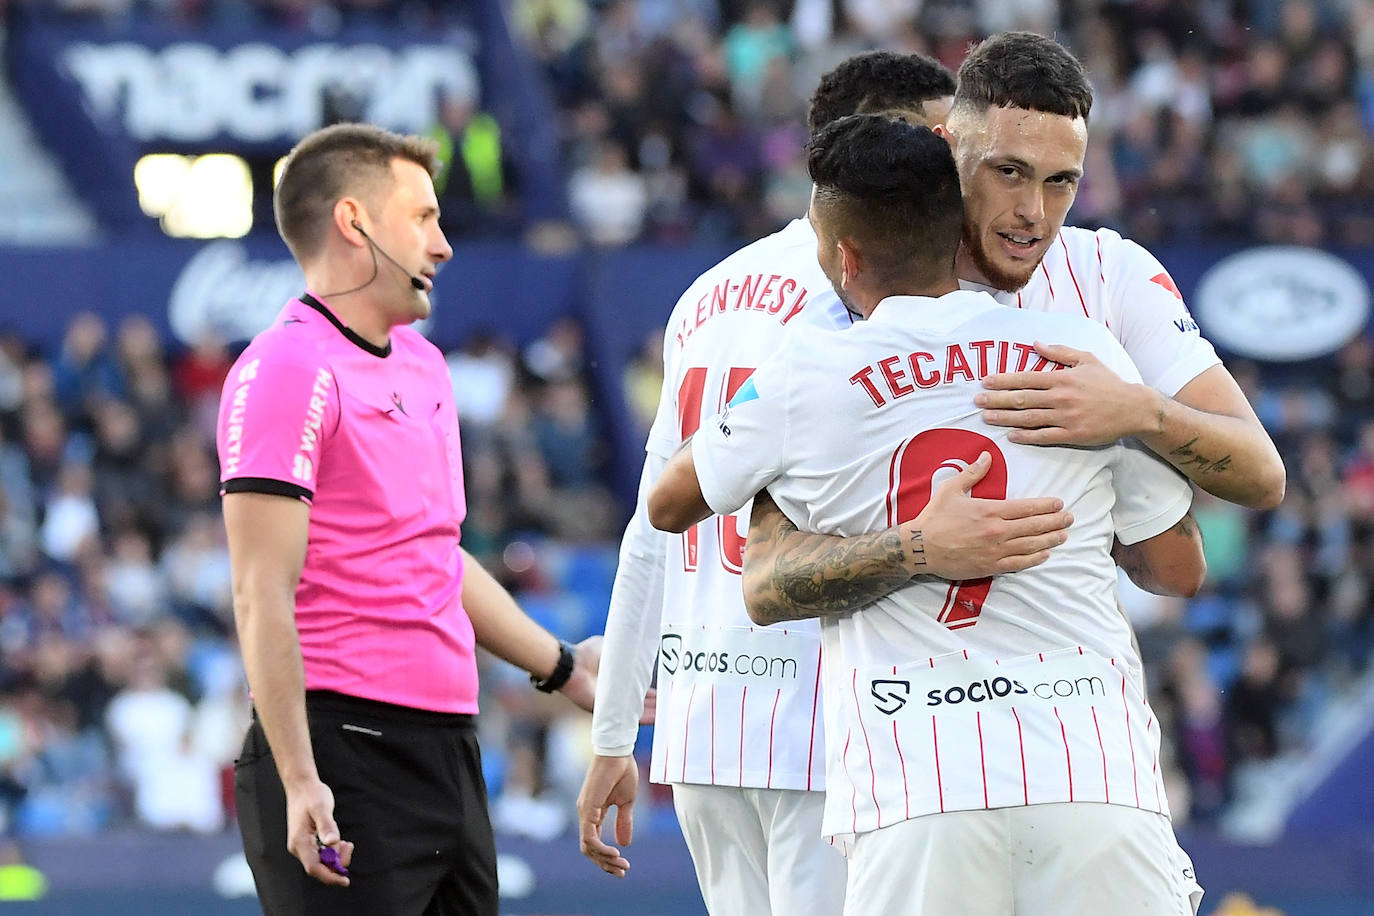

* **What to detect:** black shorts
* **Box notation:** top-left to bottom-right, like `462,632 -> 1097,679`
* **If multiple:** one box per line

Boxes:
235,691 -> 498,916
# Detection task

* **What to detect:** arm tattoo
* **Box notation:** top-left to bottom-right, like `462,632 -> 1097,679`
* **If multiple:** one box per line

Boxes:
1168,437 -> 1233,475
1113,513 -> 1200,593
746,521 -> 919,626
1112,540 -> 1151,588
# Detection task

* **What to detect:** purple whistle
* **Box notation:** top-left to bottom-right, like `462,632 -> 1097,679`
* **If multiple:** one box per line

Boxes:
319,844 -> 349,877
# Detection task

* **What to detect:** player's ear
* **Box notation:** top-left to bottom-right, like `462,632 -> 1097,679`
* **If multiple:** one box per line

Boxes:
837,238 -> 863,287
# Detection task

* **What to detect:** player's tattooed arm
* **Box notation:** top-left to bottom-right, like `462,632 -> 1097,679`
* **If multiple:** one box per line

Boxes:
742,492 -> 922,625
1111,512 -> 1206,598
741,457 -> 1074,625
982,346 -> 1283,510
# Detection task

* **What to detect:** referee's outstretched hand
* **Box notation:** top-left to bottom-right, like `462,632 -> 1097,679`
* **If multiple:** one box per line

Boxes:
286,777 -> 355,887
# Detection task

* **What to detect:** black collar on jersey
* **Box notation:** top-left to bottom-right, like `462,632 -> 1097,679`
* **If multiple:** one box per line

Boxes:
299,293 -> 392,358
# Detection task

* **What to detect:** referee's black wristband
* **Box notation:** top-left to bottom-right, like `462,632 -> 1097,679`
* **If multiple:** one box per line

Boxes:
531,640 -> 576,693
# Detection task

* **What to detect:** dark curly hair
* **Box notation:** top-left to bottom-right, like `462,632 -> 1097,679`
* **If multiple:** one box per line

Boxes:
807,51 -> 956,139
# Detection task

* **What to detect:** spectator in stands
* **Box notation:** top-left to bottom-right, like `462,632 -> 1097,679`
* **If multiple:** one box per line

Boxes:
105,644 -> 222,834
50,314 -> 122,427
568,139 -> 648,246
428,94 -> 520,238
621,328 -> 663,438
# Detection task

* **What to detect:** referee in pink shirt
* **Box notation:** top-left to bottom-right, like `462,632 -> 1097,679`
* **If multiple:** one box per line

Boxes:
216,123 -> 599,916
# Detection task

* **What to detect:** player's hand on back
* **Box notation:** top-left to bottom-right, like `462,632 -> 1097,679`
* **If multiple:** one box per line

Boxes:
976,342 -> 1157,447
576,754 -> 639,878
911,451 -> 1074,579
284,776 -> 354,886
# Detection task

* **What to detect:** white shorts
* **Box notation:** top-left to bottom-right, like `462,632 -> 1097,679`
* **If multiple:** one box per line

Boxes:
843,803 -> 1203,916
673,783 -> 846,916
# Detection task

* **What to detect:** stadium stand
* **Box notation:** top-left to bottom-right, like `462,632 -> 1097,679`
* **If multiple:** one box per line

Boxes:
0,1 -> 1372,913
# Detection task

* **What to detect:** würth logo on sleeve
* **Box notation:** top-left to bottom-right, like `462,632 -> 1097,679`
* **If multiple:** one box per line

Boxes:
292,367 -> 333,481
870,679 -> 912,715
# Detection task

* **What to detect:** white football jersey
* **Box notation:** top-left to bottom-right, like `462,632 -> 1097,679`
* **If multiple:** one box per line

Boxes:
596,218 -> 852,791
691,290 -> 1193,837
963,225 -> 1220,397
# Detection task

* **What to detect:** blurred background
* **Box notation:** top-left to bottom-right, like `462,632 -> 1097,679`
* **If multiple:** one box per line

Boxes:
0,0 -> 1370,913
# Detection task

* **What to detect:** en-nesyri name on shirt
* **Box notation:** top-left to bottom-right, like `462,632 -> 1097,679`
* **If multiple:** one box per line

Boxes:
674,272 -> 813,347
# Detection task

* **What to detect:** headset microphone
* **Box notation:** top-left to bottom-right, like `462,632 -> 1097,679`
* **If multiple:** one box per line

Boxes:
352,221 -> 426,291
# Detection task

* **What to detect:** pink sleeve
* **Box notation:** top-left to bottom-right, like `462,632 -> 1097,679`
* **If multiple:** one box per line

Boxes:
216,347 -> 338,501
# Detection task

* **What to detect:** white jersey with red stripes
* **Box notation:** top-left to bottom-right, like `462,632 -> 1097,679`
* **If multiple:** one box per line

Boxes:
689,289 -> 1193,837
645,217 -> 852,791
961,225 -> 1220,397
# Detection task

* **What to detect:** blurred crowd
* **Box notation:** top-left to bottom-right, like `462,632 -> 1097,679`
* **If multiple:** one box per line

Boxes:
1,0 -> 1372,849
31,0 -> 1374,250
518,0 -> 1374,248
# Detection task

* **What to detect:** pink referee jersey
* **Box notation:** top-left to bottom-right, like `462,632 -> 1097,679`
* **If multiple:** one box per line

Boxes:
216,292 -> 478,714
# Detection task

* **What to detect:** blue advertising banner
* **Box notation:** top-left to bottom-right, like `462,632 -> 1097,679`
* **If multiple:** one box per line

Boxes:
13,12 -> 483,154
0,237 -> 580,358
6,2 -> 568,225
1,237 -> 1371,510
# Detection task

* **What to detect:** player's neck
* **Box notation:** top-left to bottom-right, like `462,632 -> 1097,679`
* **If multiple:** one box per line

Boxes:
955,245 -> 993,287
870,278 -> 961,312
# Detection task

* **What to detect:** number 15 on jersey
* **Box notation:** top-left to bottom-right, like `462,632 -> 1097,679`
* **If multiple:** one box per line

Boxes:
677,366 -> 753,574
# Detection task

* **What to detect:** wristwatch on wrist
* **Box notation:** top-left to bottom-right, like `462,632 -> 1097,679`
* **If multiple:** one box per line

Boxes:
531,640 -> 576,693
